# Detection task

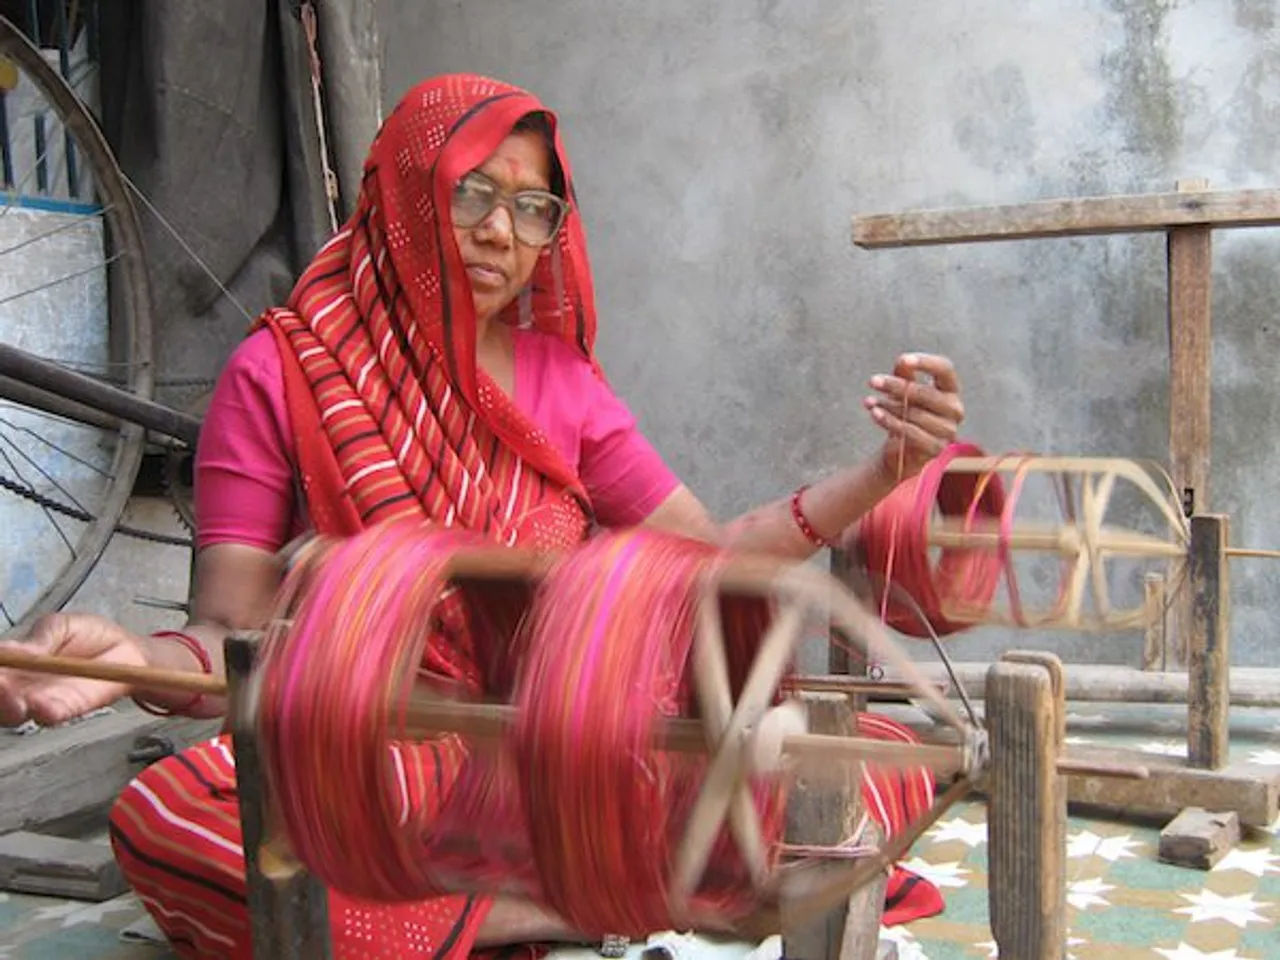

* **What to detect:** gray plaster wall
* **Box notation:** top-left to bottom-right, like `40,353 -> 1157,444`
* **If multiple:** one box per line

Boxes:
378,0 -> 1280,668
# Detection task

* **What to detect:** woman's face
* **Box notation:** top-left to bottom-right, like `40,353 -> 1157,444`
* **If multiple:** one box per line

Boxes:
451,129 -> 560,325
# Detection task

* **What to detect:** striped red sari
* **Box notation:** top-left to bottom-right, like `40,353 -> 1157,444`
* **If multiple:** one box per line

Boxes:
108,74 -> 941,960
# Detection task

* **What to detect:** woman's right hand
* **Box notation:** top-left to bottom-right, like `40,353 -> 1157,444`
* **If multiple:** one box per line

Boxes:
0,612 -> 147,727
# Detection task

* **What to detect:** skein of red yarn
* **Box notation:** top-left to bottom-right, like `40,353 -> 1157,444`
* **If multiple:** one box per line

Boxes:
255,521 -> 786,934
855,441 -> 1008,637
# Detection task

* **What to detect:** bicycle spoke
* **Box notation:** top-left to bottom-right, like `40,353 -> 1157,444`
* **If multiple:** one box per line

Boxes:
0,249 -> 123,309
0,414 -> 114,478
0,204 -> 108,257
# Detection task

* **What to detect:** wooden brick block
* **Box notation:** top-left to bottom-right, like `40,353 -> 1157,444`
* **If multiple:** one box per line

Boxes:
1158,807 -> 1240,870
0,829 -> 127,900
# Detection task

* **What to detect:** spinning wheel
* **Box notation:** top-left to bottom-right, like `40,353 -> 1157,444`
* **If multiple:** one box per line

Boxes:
229,529 -> 1105,959
0,522 -> 1142,958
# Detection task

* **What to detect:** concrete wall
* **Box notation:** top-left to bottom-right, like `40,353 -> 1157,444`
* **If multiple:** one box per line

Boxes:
378,0 -> 1280,668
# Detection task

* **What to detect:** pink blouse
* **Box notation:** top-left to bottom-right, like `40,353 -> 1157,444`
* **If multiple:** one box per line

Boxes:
194,328 -> 680,551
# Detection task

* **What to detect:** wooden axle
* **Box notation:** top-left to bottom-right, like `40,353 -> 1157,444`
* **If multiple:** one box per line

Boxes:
0,648 -> 931,703
0,645 -> 1145,791
927,517 -> 1183,559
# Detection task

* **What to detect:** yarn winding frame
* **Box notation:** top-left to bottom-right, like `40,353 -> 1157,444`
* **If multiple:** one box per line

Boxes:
229,524 -> 1093,958
0,517 -> 1130,957
859,450 -> 1191,636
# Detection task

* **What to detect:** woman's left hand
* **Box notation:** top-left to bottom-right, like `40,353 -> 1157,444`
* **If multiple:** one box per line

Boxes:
864,352 -> 965,479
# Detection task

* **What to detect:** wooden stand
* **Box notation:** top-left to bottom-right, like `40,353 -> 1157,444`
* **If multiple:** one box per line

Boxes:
986,652 -> 1067,958
781,692 -> 889,960
0,547 -> 1081,954
851,184 -> 1280,834
1065,513 -> 1280,828
853,180 -> 1280,656
226,632 -> 334,959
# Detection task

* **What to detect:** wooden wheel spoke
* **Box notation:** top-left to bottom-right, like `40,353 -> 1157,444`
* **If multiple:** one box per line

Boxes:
691,588 -> 770,886
693,587 -> 735,740
1086,471 -> 1118,620
674,599 -> 807,905
1062,475 -> 1099,623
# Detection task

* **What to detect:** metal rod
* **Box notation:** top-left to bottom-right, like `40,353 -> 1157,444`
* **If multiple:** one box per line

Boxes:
781,675 -> 940,698
0,373 -> 119,431
0,342 -> 200,444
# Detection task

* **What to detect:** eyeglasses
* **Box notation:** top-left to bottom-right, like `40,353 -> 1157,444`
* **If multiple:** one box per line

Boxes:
450,170 -> 569,247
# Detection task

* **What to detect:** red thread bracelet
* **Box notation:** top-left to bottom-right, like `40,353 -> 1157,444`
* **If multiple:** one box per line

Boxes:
132,630 -> 213,717
790,485 -> 835,549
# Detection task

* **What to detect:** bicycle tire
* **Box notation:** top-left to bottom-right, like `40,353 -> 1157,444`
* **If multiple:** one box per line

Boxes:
0,16 -> 153,636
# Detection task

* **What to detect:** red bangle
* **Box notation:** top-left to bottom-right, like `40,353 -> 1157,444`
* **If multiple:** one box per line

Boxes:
132,630 -> 213,717
790,485 -> 834,549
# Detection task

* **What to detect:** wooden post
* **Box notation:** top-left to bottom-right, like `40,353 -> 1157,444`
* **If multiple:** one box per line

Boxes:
1166,177 -> 1214,665
782,692 -> 886,960
226,632 -> 334,960
1141,572 -> 1169,670
1166,178 -> 1214,519
986,653 -> 1067,959
1186,515 -> 1230,770
830,547 -> 871,711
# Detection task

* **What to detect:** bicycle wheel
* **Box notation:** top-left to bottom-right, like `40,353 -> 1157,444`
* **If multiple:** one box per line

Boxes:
0,15 -> 153,636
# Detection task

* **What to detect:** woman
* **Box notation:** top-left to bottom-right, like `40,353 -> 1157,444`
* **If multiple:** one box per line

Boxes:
0,74 -> 964,959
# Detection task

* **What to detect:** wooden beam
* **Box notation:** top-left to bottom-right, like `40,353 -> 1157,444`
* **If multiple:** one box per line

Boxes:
852,186 -> 1280,248
0,830 -> 127,901
1064,746 -> 1279,828
881,661 -> 1280,708
931,733 -> 1280,829
0,707 -> 218,835
1186,515 -> 1231,770
1167,178 -> 1215,518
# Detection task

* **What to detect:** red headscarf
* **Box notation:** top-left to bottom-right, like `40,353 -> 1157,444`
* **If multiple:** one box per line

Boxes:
261,74 -> 600,550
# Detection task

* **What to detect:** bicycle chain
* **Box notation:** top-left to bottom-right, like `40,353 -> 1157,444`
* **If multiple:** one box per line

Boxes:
0,472 -> 193,548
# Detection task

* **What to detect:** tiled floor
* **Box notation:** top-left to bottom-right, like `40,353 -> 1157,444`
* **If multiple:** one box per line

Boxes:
2,703 -> 1277,959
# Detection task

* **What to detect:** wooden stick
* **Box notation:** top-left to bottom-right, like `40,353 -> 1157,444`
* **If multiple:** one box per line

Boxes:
940,455 -> 1187,535
784,675 -> 941,698
927,517 -> 1184,558
1224,546 -> 1280,559
0,647 -> 226,696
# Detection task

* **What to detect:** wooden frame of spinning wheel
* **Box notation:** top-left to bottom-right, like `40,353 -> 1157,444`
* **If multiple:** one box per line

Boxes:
849,181 -> 1280,835
854,451 -> 1280,831
222,547 -> 1080,960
